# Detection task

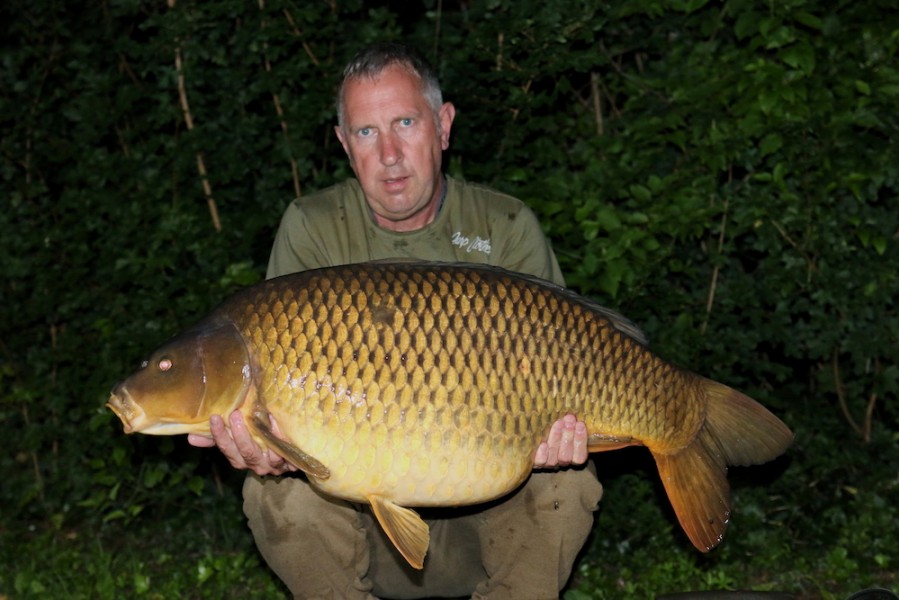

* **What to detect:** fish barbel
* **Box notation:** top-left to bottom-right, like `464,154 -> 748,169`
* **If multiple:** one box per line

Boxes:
108,261 -> 792,568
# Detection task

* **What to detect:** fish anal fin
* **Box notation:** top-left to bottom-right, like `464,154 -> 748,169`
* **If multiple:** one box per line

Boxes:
250,411 -> 330,480
654,432 -> 730,552
368,495 -> 430,570
587,433 -> 639,453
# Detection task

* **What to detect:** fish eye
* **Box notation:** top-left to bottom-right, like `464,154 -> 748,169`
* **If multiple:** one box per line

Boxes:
158,358 -> 173,372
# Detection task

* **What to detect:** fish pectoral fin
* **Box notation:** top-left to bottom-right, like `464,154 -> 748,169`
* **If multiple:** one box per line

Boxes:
367,495 -> 430,570
250,412 -> 330,480
587,433 -> 639,453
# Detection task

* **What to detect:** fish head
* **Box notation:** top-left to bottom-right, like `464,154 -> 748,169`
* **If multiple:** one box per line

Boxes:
108,320 -> 251,436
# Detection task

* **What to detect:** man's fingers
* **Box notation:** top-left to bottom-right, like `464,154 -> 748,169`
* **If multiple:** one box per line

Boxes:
229,411 -> 293,473
533,442 -> 549,468
534,414 -> 590,469
556,418 -> 576,464
209,413 -> 228,438
227,411 -> 250,447
187,433 -> 215,448
572,420 -> 589,465
208,413 -> 249,470
228,411 -> 268,468
189,412 -> 290,475
543,419 -> 563,467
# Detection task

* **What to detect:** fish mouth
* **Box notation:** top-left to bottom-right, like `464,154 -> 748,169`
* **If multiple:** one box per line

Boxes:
107,384 -> 144,434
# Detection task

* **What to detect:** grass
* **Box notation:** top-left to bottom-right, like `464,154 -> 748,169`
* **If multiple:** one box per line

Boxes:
1,500 -> 288,600
2,424 -> 897,599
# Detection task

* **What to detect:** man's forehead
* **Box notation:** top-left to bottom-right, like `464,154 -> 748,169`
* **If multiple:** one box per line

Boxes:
345,65 -> 423,96
343,68 -> 429,120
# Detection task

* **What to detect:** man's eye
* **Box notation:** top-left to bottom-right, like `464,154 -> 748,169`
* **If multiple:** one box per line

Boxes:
400,118 -> 413,127
358,127 -> 372,137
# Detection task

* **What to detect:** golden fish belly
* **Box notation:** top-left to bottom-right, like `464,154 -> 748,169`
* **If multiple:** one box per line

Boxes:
280,410 -> 535,504
263,369 -> 540,505
232,262 -> 705,504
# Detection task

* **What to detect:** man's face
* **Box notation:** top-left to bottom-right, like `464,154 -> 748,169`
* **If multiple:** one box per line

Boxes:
336,65 -> 455,232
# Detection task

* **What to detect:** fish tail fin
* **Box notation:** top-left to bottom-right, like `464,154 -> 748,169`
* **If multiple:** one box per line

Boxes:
654,379 -> 793,552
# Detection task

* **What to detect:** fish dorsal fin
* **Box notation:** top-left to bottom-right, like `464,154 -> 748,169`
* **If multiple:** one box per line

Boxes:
367,494 -> 430,570
249,412 -> 330,480
359,260 -> 650,345
365,257 -> 426,265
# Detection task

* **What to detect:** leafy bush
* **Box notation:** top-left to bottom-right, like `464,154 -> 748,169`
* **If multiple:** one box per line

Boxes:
1,0 -> 896,597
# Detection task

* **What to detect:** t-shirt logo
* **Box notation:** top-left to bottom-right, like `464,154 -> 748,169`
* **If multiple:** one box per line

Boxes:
452,231 -> 492,255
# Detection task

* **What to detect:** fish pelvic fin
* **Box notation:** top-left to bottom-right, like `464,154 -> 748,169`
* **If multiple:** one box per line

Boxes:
368,495 -> 430,570
654,379 -> 793,553
249,411 -> 330,480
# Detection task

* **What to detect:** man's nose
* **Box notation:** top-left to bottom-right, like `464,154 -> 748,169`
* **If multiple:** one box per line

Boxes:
378,132 -> 402,166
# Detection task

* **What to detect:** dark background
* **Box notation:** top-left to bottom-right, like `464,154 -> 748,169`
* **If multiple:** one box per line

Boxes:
2,0 -> 896,597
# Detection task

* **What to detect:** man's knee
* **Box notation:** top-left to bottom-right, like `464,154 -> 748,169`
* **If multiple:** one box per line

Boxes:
243,474 -> 375,599
472,466 -> 602,599
531,464 -> 604,518
244,473 -> 320,535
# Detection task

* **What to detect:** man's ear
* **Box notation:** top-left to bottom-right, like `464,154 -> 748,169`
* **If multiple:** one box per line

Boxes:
335,125 -> 351,157
438,102 -> 456,150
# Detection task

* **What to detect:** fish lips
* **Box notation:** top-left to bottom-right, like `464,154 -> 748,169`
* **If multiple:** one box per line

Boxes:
107,382 -> 143,434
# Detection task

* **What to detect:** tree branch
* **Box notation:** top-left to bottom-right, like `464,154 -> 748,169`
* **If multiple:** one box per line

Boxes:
832,348 -> 865,440
590,71 -> 604,136
168,0 -> 221,232
259,0 -> 302,199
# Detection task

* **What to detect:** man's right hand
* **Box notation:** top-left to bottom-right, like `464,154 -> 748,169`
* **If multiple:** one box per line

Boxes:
187,411 -> 297,476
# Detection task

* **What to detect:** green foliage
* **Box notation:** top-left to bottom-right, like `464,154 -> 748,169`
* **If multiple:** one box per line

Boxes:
1,499 -> 288,599
1,0 -> 897,597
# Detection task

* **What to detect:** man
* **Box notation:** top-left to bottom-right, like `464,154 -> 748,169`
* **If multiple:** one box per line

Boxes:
189,43 -> 601,599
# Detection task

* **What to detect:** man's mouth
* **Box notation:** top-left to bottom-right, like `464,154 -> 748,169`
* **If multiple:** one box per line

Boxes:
383,176 -> 410,191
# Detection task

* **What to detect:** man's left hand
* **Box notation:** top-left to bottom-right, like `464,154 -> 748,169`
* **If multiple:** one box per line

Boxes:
533,413 -> 589,469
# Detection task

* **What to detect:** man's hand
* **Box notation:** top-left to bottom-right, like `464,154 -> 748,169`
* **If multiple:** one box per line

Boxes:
187,412 -> 297,476
533,413 -> 589,469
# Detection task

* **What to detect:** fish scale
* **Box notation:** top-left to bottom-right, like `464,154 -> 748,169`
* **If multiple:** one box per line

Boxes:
108,260 -> 792,569
230,265 -> 668,502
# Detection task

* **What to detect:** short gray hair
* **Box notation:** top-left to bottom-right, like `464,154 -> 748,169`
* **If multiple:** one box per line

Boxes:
336,43 -> 444,129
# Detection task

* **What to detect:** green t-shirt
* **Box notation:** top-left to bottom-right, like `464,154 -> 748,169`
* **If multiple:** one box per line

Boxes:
266,175 -> 564,286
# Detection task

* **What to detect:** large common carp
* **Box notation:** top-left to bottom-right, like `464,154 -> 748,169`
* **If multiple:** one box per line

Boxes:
108,261 -> 792,569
